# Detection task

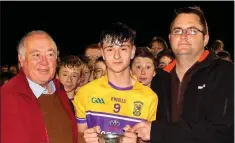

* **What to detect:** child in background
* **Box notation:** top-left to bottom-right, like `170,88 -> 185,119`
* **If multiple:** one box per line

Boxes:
58,55 -> 83,113
77,55 -> 93,87
131,47 -> 156,87
93,57 -> 106,80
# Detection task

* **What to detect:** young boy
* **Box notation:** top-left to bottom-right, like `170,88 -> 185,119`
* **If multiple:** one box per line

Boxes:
93,57 -> 106,80
73,22 -> 158,143
131,47 -> 156,87
75,55 -> 93,92
58,55 -> 83,113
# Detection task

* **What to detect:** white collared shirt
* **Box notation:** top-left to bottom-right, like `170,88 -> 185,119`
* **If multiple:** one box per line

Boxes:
26,77 -> 56,98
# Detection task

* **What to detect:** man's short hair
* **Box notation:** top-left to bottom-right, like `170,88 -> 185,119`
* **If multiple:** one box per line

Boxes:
170,6 -> 208,35
99,22 -> 136,47
17,30 -> 58,60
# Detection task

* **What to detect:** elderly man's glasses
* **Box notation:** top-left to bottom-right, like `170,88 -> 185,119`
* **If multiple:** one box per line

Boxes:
171,28 -> 205,35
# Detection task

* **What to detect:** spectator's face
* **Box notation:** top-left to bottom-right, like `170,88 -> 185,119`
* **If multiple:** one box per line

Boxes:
131,57 -> 156,87
1,66 -> 8,72
102,40 -> 135,73
169,13 -> 209,57
85,48 -> 102,63
10,66 -> 17,75
79,65 -> 91,87
59,66 -> 81,92
151,41 -> 164,54
94,61 -> 106,79
158,56 -> 173,68
19,34 -> 57,86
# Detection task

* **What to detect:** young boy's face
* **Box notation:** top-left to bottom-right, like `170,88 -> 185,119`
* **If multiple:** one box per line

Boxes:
101,40 -> 135,73
78,65 -> 91,87
151,41 -> 164,54
94,61 -> 106,79
59,66 -> 81,92
131,57 -> 156,86
158,56 -> 173,68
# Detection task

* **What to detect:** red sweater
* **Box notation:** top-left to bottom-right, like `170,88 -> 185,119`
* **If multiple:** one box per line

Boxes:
1,70 -> 78,143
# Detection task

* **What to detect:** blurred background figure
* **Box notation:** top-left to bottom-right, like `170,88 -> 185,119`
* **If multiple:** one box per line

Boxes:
76,55 -> 93,92
209,40 -> 224,54
1,65 -> 9,73
0,72 -> 14,86
156,49 -> 175,68
93,57 -> 106,80
84,43 -> 102,81
131,47 -> 156,87
9,64 -> 18,75
149,36 -> 168,56
217,50 -> 232,62
84,43 -> 102,64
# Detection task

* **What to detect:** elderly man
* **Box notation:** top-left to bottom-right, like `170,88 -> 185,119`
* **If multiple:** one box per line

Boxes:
1,30 -> 78,143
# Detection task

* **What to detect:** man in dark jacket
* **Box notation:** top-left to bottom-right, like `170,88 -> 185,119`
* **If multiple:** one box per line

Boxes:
1,30 -> 78,143
132,6 -> 234,143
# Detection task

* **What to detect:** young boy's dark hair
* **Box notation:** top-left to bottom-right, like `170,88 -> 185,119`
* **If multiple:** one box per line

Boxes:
156,49 -> 175,68
59,55 -> 83,74
99,22 -> 136,47
131,47 -> 156,68
95,56 -> 105,64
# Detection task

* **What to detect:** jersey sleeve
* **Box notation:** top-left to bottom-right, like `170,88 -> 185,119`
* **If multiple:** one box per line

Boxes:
147,92 -> 158,121
72,87 -> 87,124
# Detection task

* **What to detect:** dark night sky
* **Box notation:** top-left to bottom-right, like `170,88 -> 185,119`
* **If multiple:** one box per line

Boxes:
1,1 -> 234,65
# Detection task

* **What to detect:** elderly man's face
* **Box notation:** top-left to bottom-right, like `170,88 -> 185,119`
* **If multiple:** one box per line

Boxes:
19,34 -> 57,87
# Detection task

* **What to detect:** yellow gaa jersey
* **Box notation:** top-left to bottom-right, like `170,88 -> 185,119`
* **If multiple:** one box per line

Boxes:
73,76 -> 158,135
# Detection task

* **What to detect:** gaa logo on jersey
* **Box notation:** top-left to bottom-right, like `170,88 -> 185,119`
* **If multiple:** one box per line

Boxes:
133,101 -> 144,116
109,120 -> 120,127
91,97 -> 105,104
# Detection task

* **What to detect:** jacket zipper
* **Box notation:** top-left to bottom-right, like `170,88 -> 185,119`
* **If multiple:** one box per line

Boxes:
177,82 -> 182,104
